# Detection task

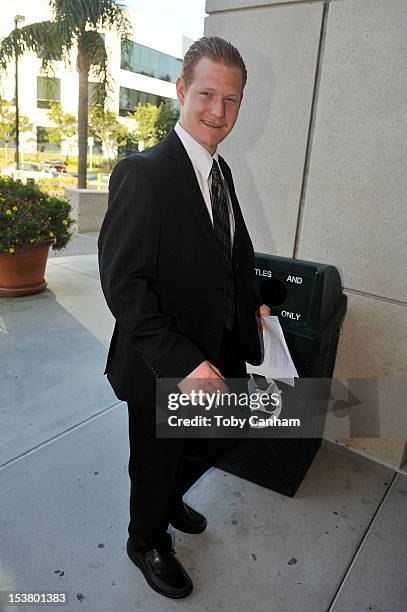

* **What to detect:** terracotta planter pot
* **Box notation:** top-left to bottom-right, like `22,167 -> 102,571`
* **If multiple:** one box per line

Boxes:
0,243 -> 50,297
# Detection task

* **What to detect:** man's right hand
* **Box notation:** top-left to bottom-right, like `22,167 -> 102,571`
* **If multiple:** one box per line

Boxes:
178,360 -> 229,396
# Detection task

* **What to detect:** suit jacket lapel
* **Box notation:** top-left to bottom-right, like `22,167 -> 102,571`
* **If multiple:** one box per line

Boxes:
218,155 -> 244,261
163,130 -> 222,258
218,156 -> 242,227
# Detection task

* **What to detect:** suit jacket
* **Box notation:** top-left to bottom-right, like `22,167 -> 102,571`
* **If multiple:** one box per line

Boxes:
98,128 -> 262,404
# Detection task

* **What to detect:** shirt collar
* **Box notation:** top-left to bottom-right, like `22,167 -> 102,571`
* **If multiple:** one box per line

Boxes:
174,121 -> 219,181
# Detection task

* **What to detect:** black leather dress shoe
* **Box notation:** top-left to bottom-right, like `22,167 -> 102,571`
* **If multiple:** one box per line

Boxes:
126,538 -> 193,599
170,501 -> 207,534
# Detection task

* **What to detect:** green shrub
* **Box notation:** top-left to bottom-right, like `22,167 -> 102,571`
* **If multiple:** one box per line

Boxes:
0,176 -> 74,254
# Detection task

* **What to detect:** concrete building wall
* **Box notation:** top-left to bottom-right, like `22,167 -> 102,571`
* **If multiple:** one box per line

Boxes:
205,0 -> 407,468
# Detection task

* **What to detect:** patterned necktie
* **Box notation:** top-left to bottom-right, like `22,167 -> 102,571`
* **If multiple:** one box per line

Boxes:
210,159 -> 236,331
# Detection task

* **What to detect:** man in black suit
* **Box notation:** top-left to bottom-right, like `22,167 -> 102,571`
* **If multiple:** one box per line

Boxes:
98,37 -> 269,599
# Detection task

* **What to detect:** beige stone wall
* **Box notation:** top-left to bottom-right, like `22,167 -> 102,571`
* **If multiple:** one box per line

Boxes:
205,0 -> 407,467
65,189 -> 108,234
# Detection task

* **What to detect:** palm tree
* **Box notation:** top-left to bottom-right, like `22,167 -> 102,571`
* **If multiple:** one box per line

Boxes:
0,1 -> 131,188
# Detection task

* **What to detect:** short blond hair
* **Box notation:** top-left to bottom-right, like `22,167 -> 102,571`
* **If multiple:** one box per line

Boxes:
181,36 -> 247,91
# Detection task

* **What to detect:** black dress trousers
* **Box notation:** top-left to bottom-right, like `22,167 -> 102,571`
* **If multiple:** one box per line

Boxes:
126,320 -> 249,552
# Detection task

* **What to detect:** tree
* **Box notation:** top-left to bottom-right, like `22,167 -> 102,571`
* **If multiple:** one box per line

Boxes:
89,104 -> 128,168
156,99 -> 180,141
0,98 -> 32,164
46,102 -> 77,164
128,99 -> 179,150
128,102 -> 159,150
0,1 -> 131,188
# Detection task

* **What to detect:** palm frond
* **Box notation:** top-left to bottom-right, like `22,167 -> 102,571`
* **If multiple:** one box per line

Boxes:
94,0 -> 131,37
81,31 -> 112,105
50,0 -> 131,37
0,21 -> 68,75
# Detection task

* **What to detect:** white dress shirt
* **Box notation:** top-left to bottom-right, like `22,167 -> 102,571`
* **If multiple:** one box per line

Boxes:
174,121 -> 235,244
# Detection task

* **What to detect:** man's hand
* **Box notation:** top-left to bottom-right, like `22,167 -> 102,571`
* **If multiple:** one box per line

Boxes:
178,360 -> 228,396
256,304 -> 271,330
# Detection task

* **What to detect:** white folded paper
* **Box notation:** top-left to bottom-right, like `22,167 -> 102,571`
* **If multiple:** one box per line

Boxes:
247,316 -> 299,384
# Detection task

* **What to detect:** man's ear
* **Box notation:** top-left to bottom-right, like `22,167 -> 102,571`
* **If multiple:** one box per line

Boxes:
176,77 -> 186,105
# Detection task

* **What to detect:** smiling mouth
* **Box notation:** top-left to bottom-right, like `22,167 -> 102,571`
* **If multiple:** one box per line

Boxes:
202,120 -> 224,129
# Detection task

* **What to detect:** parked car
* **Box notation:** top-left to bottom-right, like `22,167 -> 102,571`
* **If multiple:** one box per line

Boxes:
0,162 -> 55,180
43,159 -> 67,173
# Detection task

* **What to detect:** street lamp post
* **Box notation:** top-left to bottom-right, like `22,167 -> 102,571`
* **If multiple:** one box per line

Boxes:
14,14 -> 25,170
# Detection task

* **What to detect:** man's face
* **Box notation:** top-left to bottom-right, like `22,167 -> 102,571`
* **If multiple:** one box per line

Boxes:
176,57 -> 243,155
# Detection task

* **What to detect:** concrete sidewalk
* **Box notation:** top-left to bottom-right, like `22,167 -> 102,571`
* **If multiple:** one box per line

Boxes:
0,245 -> 406,612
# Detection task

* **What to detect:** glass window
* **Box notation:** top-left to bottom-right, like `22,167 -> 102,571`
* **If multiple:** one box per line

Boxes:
140,46 -> 149,71
120,40 -> 182,83
119,86 -> 170,116
37,126 -> 60,152
152,49 -> 161,73
37,77 -> 61,109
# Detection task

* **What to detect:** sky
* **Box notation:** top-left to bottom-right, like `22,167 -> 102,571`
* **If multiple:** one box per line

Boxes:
124,0 -> 207,41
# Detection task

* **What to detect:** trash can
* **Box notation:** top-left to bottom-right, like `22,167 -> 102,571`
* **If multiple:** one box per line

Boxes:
215,253 -> 348,496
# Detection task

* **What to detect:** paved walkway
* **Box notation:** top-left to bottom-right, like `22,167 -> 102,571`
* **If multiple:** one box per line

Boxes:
0,241 -> 406,611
